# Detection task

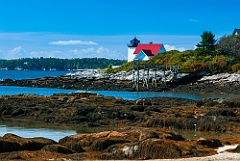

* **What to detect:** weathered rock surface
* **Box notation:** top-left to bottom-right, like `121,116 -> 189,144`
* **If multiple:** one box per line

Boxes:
0,93 -> 240,133
198,73 -> 240,85
0,89 -> 239,160
0,129 -> 238,160
58,127 -> 218,160
41,144 -> 74,154
0,133 -> 56,153
1,71 -> 240,94
197,138 -> 223,148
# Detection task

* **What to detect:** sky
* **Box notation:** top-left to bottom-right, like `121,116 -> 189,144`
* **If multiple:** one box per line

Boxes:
0,0 -> 239,60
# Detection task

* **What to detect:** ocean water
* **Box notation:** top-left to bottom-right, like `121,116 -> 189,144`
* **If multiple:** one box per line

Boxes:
0,70 -> 69,80
0,124 -> 77,142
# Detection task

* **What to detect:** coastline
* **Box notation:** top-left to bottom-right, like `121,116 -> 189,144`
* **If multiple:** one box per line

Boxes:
0,71 -> 240,95
0,71 -> 239,160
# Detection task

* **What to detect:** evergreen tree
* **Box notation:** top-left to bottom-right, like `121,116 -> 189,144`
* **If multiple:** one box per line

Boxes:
196,31 -> 217,53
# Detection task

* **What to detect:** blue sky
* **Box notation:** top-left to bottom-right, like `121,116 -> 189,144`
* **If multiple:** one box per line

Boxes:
0,0 -> 239,60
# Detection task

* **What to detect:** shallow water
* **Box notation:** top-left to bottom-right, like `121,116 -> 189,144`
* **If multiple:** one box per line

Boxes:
1,86 -> 240,100
173,128 -> 239,141
0,119 -> 115,142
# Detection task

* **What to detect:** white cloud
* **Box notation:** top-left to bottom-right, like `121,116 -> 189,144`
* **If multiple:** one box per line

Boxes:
9,46 -> 25,54
164,44 -> 186,52
68,47 -> 125,59
68,48 -> 95,55
49,40 -> 98,45
96,47 -> 110,54
3,46 -> 27,59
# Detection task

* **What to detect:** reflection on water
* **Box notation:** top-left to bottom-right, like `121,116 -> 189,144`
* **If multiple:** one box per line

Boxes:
1,119 -> 239,142
173,128 -> 239,141
0,119 -> 116,142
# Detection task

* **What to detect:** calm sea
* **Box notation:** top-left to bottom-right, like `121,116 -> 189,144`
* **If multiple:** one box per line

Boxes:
0,70 -> 69,80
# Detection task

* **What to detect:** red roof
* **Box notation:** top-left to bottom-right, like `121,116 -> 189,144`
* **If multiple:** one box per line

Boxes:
133,44 -> 163,55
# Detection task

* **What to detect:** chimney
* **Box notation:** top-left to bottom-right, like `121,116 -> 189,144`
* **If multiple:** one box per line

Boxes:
149,42 -> 153,44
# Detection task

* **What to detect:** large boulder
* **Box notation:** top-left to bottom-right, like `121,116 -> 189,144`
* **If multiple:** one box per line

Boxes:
0,133 -> 56,153
59,127 -> 185,153
197,138 -> 223,148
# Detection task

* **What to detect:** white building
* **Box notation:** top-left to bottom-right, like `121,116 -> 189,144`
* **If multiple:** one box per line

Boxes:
127,37 -> 140,62
127,37 -> 166,62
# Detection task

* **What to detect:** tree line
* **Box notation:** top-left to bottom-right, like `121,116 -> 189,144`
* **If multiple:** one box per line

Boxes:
0,57 -> 126,71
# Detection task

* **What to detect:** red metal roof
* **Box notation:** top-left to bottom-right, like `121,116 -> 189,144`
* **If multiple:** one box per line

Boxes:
133,44 -> 163,55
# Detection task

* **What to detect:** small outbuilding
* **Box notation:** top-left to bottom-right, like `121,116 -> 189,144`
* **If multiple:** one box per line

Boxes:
127,37 -> 166,62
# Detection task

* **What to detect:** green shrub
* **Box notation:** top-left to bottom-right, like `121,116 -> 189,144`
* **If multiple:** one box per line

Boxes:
232,63 -> 240,72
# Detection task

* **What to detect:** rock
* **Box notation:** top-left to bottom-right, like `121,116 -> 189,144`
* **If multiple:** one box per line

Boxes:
91,137 -> 129,151
60,141 -> 85,153
11,108 -> 25,116
135,98 -> 152,105
139,139 -> 183,159
0,133 -> 56,153
233,144 -> 240,153
197,138 -> 223,148
59,127 -> 185,153
41,144 -> 74,154
198,73 -> 240,84
223,98 -> 240,108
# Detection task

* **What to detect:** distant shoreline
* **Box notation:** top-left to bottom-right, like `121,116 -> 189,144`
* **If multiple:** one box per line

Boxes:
0,71 -> 240,96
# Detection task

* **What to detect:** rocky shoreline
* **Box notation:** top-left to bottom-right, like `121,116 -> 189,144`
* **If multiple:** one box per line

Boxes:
0,71 -> 240,160
0,71 -> 240,94
0,92 -> 240,160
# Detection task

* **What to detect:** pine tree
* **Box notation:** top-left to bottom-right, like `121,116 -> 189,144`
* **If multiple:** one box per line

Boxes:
197,31 -> 217,52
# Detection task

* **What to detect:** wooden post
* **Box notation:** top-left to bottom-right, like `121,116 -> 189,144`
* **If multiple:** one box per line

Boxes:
154,68 -> 157,87
137,60 -> 139,91
163,65 -> 166,85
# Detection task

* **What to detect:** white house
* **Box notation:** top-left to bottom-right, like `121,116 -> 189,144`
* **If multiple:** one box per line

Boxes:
127,37 -> 166,62
134,50 -> 154,61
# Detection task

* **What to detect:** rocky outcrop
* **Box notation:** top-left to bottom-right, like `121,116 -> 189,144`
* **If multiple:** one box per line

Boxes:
58,127 -> 217,159
1,71 -> 240,94
198,73 -> 240,85
59,127 -> 185,151
0,93 -> 240,133
0,133 -> 56,153
0,129 -> 238,160
197,138 -> 223,148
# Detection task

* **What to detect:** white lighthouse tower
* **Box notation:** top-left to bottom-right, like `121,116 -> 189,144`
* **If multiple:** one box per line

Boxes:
127,37 -> 140,62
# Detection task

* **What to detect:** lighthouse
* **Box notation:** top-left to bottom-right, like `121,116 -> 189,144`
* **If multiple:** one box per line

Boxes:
127,37 -> 140,62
